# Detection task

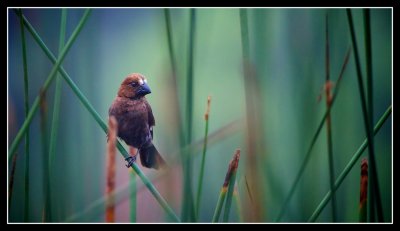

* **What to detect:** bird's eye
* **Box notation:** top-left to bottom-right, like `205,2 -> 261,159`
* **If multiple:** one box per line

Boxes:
130,82 -> 138,87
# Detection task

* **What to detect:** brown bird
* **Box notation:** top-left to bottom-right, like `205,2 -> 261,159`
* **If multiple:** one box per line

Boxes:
109,73 -> 166,170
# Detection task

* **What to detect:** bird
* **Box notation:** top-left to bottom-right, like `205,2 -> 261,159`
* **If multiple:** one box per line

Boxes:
108,73 -> 166,170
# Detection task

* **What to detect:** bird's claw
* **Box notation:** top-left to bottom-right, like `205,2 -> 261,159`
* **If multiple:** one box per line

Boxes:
125,156 -> 136,168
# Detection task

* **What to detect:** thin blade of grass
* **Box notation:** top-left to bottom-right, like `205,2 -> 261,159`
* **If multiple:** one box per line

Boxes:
16,12 -> 180,222
16,8 -> 30,222
308,105 -> 391,222
48,9 -> 67,222
196,96 -> 211,219
324,13 -> 337,221
275,48 -> 352,222
9,9 -> 92,159
359,158 -> 368,222
244,176 -> 254,204
346,9 -> 383,222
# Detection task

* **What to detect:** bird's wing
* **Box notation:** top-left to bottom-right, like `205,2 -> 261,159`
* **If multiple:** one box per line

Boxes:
144,100 -> 155,139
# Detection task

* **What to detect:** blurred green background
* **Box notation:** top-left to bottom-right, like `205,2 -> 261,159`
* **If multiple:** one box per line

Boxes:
8,8 -> 391,222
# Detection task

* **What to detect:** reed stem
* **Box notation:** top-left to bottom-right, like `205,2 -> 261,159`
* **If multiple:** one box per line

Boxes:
196,96 -> 211,219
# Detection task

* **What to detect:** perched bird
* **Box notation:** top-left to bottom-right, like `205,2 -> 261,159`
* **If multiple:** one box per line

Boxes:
109,73 -> 166,170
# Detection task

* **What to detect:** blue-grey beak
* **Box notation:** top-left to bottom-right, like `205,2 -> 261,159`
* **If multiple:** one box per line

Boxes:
137,82 -> 151,96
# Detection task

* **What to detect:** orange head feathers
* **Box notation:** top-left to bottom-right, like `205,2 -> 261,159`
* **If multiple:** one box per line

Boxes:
117,73 -> 151,99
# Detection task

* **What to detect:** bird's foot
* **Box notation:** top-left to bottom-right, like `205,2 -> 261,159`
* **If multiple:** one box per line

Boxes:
125,156 -> 137,168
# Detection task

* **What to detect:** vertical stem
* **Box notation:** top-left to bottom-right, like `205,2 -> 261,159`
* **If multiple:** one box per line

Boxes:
163,9 -> 185,149
17,8 -> 30,222
240,8 -> 264,222
359,158 -> 368,222
130,169 -> 137,222
196,96 -> 211,219
106,117 -> 117,222
363,9 -> 383,222
182,8 -> 196,222
164,9 -> 177,75
325,13 -> 337,222
49,9 -> 67,222
346,9 -> 383,222
39,90 -> 51,221
128,147 -> 137,223
163,8 -> 184,222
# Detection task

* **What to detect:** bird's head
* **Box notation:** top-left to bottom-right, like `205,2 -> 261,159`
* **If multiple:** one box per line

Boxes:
117,73 -> 152,99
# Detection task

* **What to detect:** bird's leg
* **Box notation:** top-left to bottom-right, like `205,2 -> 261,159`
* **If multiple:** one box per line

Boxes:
125,147 -> 139,168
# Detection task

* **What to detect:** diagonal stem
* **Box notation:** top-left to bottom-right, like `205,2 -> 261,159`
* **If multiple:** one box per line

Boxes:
9,9 -> 92,159
14,11 -> 180,222
308,105 -> 391,222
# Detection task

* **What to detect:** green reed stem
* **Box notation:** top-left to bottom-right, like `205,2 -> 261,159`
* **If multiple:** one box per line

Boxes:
347,9 -> 383,222
182,8 -> 196,222
308,105 -> 391,222
48,9 -> 67,222
196,96 -> 211,219
212,189 -> 227,222
223,171 -> 237,222
363,9 -> 383,222
39,90 -> 51,221
9,9 -> 92,159
163,8 -> 186,149
164,9 -> 177,74
324,14 -> 337,221
16,8 -> 30,222
275,48 -> 351,221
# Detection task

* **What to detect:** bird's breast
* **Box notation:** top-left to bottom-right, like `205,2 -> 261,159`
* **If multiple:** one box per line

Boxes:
110,99 -> 151,148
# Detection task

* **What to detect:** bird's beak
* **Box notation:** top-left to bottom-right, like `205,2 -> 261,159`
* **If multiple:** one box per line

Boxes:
137,82 -> 152,96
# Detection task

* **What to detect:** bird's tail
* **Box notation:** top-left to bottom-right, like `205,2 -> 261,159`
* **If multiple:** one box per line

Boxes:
139,143 -> 166,170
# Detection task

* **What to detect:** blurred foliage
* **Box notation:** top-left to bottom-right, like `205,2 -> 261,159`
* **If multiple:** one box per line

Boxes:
8,8 -> 391,222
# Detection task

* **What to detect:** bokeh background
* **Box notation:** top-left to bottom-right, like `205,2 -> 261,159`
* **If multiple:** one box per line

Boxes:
8,8 -> 392,222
